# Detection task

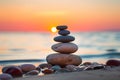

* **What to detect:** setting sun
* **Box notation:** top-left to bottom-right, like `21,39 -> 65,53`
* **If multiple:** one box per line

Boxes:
51,27 -> 57,33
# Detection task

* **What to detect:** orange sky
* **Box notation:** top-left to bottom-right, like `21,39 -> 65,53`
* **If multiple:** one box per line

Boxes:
0,0 -> 120,32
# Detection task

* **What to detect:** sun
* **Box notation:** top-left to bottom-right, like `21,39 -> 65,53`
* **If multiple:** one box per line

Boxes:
51,27 -> 57,33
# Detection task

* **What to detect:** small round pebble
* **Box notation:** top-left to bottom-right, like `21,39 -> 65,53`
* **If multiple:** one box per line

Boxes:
3,66 -> 23,78
58,30 -> 70,36
39,63 -> 52,69
51,65 -> 61,71
0,73 -> 13,80
20,64 -> 36,73
56,25 -> 68,30
2,65 -> 18,73
42,69 -> 54,74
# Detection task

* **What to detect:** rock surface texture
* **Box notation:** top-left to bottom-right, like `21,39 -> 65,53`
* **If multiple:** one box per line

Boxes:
46,25 -> 82,67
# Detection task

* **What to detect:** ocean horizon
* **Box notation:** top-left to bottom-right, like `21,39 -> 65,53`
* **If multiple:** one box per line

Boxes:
0,31 -> 120,65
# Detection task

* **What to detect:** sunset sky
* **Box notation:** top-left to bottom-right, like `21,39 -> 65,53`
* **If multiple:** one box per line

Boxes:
0,0 -> 120,32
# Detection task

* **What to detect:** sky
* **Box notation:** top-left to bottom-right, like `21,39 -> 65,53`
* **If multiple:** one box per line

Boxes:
0,0 -> 120,32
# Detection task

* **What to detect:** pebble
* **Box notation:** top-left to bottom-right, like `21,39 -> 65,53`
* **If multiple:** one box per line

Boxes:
66,65 -> 84,72
3,66 -> 23,78
58,30 -> 70,36
54,36 -> 75,43
46,53 -> 82,67
42,69 -> 54,74
25,70 -> 39,76
20,64 -> 36,73
0,73 -> 13,80
39,63 -> 52,69
51,43 -> 78,54
51,65 -> 61,71
82,62 -> 92,66
56,25 -> 68,30
2,65 -> 18,73
36,66 -> 41,72
106,59 -> 120,66
66,65 -> 77,71
93,65 -> 105,70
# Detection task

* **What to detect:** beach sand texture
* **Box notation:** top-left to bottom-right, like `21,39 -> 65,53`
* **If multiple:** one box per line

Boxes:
13,67 -> 120,80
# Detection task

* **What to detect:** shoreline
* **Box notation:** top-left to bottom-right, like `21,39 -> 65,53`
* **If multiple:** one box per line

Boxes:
0,60 -> 120,80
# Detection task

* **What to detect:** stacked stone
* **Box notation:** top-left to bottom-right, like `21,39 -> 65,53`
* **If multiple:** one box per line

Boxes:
46,25 -> 82,67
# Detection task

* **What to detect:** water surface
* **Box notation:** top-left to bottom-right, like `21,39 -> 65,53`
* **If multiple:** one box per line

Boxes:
0,32 -> 120,65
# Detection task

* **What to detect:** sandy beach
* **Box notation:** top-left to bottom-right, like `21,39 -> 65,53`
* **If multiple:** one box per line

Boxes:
13,66 -> 120,80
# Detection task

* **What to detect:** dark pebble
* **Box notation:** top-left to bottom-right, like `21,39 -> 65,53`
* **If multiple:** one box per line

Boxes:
106,59 -> 120,66
83,62 -> 92,66
36,66 -> 41,72
93,65 -> 105,70
3,66 -> 23,78
54,36 -> 75,43
2,65 -> 18,73
56,25 -> 68,30
39,63 -> 52,69
42,69 -> 54,74
58,30 -> 70,36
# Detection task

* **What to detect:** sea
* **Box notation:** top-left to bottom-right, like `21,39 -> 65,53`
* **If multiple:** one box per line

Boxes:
0,32 -> 120,66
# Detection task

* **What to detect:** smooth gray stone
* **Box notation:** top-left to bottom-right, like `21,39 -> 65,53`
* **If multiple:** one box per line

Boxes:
56,25 -> 68,30
58,30 -> 70,36
0,73 -> 13,80
54,36 -> 75,43
46,53 -> 82,67
51,43 -> 78,54
51,65 -> 61,71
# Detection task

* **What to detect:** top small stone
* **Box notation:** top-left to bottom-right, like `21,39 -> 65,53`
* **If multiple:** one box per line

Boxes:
56,25 -> 68,30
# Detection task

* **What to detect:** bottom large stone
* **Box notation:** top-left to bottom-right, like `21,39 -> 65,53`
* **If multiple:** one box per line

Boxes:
46,53 -> 82,67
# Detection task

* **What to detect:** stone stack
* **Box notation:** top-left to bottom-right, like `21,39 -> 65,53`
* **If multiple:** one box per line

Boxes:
46,25 -> 82,67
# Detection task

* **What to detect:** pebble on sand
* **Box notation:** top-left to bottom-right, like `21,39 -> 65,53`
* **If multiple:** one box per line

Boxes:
20,64 -> 36,73
39,63 -> 52,69
0,73 -> 13,80
46,54 -> 82,67
106,59 -> 120,66
3,66 -> 23,78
